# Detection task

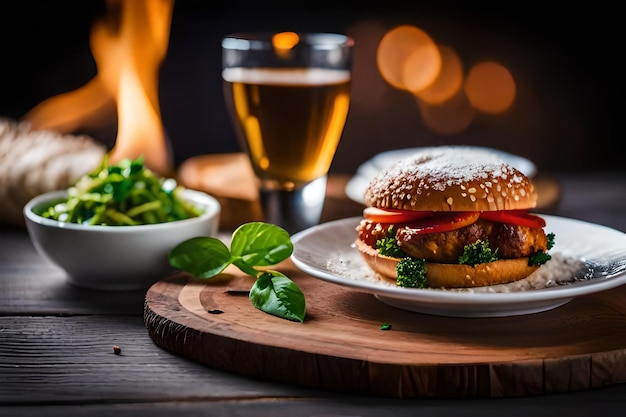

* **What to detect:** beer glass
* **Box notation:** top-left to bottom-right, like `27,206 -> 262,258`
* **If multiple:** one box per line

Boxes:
222,32 -> 353,234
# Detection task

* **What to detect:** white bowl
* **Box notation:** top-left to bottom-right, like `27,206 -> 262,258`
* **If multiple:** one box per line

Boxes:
23,189 -> 221,291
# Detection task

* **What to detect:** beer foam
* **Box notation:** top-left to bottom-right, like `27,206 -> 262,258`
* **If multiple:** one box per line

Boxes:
222,67 -> 351,86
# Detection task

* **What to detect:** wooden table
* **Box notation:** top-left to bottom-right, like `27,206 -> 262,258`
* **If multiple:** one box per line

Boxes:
1,170 -> 625,416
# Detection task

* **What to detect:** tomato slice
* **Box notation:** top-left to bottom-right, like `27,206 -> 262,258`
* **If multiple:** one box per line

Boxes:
363,207 -> 432,224
403,211 -> 480,235
480,210 -> 546,228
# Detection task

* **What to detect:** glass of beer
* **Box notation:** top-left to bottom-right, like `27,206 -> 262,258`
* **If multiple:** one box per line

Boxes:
222,32 -> 354,234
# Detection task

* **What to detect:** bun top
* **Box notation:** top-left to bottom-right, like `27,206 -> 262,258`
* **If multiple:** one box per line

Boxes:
363,147 -> 537,212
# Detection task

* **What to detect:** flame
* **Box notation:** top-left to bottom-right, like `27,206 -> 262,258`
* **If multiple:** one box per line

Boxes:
23,0 -> 174,176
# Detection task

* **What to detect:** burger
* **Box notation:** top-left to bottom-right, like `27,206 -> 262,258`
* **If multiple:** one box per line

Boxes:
355,148 -> 554,288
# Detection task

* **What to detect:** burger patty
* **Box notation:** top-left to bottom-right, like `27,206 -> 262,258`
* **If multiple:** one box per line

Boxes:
358,219 -> 548,263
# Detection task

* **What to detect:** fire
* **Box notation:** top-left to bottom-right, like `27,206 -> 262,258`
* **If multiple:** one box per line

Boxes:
24,0 -> 174,176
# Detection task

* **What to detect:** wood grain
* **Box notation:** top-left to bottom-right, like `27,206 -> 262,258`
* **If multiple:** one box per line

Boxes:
144,261 -> 626,399
0,315 -> 313,404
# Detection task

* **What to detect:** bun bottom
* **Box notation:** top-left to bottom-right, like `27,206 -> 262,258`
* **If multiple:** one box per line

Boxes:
354,239 -> 539,288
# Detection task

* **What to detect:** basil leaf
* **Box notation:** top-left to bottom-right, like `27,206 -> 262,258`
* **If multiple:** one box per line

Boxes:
249,272 -> 306,322
168,237 -> 232,278
230,222 -> 293,267
168,221 -> 307,323
231,259 -> 263,277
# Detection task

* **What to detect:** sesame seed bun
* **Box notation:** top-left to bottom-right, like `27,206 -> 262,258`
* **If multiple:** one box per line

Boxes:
358,147 -> 544,289
363,148 -> 537,212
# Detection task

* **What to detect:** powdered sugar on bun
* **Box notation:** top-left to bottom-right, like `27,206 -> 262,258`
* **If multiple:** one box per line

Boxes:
364,147 -> 537,212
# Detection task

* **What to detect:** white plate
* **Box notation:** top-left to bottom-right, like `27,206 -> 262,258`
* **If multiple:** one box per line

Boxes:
291,215 -> 626,317
345,146 -> 537,205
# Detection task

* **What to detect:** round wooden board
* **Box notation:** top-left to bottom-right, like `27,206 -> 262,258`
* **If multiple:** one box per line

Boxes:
144,261 -> 626,399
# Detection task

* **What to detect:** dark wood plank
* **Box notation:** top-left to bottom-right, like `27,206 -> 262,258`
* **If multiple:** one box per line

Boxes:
145,265 -> 626,399
3,386 -> 626,417
0,315 -> 315,404
0,228 -> 146,315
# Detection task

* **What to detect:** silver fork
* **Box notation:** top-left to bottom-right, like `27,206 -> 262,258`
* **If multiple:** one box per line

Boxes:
583,253 -> 626,279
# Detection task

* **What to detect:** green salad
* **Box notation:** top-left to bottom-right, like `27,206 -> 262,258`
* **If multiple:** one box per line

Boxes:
40,155 -> 204,226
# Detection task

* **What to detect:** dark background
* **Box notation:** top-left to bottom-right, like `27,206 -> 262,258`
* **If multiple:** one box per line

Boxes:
0,1 -> 620,175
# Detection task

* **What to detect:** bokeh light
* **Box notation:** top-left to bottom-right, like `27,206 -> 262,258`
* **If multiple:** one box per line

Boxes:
414,44 -> 463,104
464,61 -> 516,114
375,23 -> 517,135
272,31 -> 300,49
417,89 -> 475,135
272,31 -> 300,59
377,25 -> 441,92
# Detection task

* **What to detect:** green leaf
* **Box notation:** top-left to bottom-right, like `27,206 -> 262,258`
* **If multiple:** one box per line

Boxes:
41,154 -> 202,226
529,250 -> 552,266
168,237 -> 232,278
396,257 -> 427,288
167,221 -> 307,323
458,239 -> 499,266
546,232 -> 556,250
376,225 -> 406,258
249,272 -> 306,322
230,222 -> 293,268
231,259 -> 263,277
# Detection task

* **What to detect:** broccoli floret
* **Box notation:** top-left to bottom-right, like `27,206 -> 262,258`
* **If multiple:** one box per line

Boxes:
546,232 -> 555,250
396,257 -> 427,288
458,239 -> 499,266
528,251 -> 552,266
376,226 -> 406,258
529,233 -> 555,266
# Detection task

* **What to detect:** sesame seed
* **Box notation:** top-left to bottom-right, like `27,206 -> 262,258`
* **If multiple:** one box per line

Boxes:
362,146 -> 534,209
